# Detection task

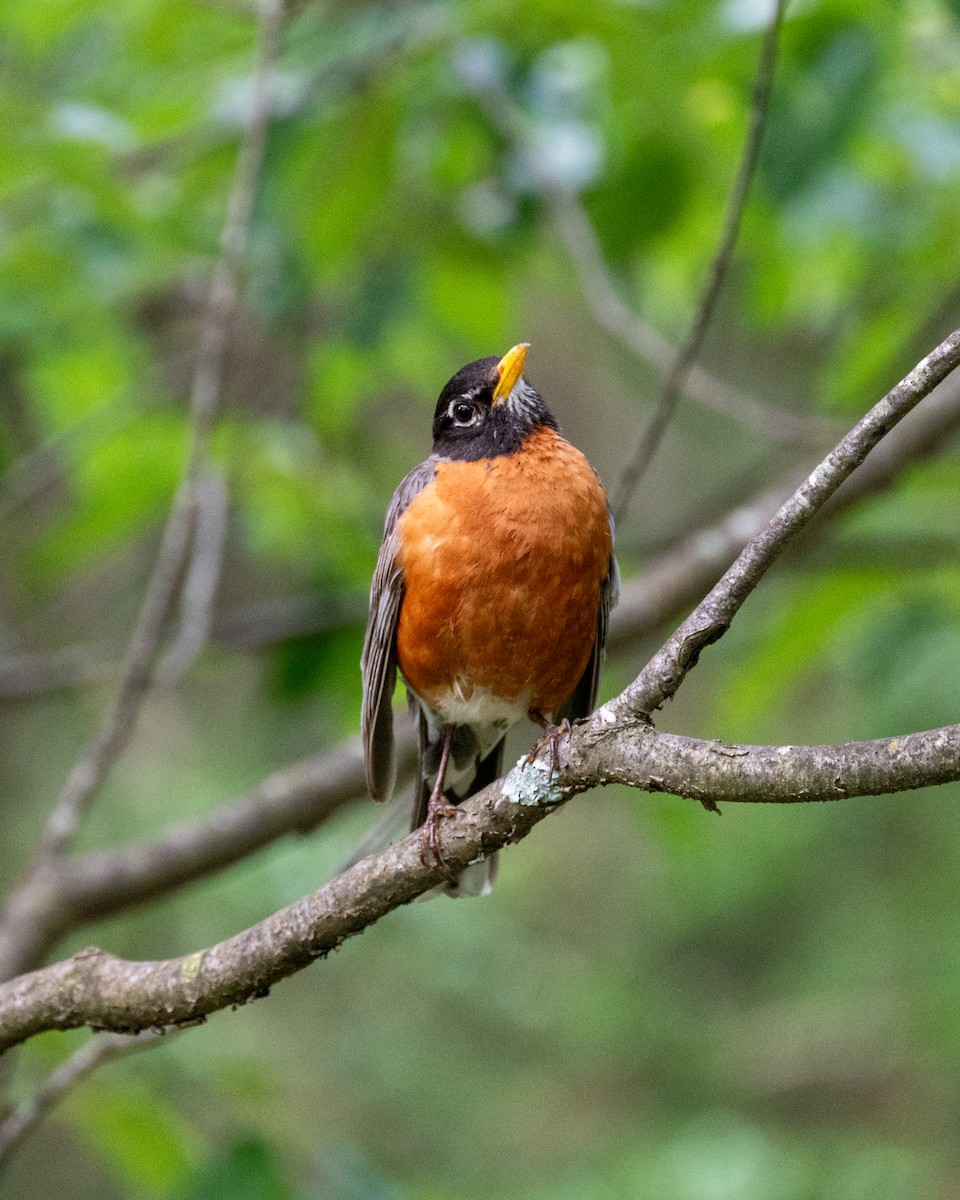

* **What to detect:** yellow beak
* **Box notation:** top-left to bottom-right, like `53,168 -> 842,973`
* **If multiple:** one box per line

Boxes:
491,343 -> 530,405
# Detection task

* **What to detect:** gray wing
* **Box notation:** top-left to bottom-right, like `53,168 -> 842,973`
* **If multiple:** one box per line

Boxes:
560,516 -> 620,723
360,457 -> 437,802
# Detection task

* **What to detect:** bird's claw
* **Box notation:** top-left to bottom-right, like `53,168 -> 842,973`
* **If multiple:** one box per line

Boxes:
419,793 -> 459,880
522,718 -> 572,776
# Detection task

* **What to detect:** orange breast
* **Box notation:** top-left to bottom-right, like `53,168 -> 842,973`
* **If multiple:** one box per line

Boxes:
395,427 -> 612,719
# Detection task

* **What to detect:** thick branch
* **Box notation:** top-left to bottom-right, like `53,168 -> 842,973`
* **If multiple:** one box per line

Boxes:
571,723 -> 960,806
0,720 -> 958,1053
1,349 -> 957,995
2,364 -> 958,984
2,332 -> 960,1046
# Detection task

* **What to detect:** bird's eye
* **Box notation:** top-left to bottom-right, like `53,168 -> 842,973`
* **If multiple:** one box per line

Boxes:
452,401 -> 475,424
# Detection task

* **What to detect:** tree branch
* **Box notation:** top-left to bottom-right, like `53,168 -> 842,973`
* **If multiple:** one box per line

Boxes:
468,40 -> 821,452
31,0 -> 287,861
0,718 -> 957,1053
571,724 -> 960,807
1,355 -> 958,986
612,0 -> 790,523
548,193 -> 833,448
0,340 -> 956,1001
1,333 -> 960,1049
609,366 -> 960,649
0,1029 -> 172,1173
614,328 -> 960,719
0,729 -> 416,985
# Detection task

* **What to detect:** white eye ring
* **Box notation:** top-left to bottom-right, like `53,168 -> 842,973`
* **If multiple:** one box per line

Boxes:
448,400 -> 479,425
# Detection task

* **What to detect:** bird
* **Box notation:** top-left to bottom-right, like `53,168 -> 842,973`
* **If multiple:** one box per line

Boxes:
361,343 -> 618,896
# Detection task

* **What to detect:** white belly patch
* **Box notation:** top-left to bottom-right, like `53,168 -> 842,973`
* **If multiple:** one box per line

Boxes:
432,683 -> 531,728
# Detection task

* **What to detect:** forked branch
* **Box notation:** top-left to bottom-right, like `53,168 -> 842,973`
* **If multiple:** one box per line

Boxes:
0,331 -> 958,1053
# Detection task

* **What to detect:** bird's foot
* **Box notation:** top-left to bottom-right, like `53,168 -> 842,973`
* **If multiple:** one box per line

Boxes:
523,717 -> 572,776
419,790 -> 460,880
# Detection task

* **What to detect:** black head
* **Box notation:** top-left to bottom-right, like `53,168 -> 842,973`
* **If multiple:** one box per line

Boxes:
431,344 -> 558,461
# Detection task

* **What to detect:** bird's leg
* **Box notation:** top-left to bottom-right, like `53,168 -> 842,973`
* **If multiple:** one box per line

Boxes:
420,724 -> 459,878
523,710 -> 572,775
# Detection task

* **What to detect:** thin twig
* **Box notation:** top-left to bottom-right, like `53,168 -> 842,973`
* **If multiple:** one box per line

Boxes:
548,193 -> 832,448
467,30 -> 820,456
0,591 -> 367,700
0,1029 -> 172,1174
607,367 -> 960,645
612,0 -> 790,523
614,327 -> 960,719
33,0 -> 287,860
155,467 -> 230,688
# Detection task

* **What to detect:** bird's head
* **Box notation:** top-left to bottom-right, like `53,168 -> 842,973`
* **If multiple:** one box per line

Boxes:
431,343 -> 558,460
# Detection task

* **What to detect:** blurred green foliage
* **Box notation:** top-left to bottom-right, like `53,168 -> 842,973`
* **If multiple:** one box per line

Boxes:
2,0 -> 960,1197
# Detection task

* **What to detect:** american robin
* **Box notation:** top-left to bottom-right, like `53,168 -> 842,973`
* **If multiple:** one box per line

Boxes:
361,343 -> 618,895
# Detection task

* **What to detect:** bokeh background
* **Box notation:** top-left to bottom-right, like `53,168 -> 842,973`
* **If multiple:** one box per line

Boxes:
3,0 -> 960,1196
